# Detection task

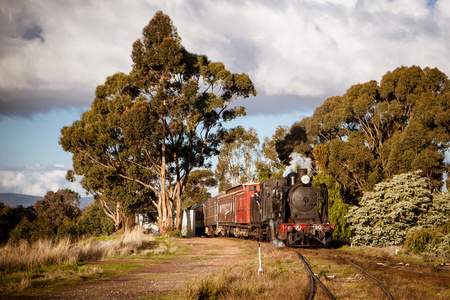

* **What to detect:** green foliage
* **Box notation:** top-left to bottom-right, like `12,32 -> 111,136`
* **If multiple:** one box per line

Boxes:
404,221 -> 450,258
0,203 -> 36,244
56,219 -> 80,242
347,172 -> 450,248
56,201 -> 114,242
60,11 -> 257,233
256,126 -> 288,182
275,121 -> 310,166
8,200 -> 114,245
182,169 -> 217,209
313,172 -> 351,239
215,127 -> 261,192
284,66 -> 450,200
34,189 -> 81,226
78,201 -> 115,237
8,217 -> 53,245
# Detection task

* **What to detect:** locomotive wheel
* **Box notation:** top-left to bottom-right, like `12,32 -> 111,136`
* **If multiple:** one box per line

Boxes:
287,232 -> 295,247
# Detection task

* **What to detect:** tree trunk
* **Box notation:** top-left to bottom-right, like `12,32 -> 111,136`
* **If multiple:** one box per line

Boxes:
115,202 -> 122,231
175,181 -> 182,232
160,130 -> 168,235
99,196 -> 123,232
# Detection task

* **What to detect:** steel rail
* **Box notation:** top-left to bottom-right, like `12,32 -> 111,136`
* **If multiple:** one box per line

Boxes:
339,250 -> 450,271
296,251 -> 336,300
334,253 -> 394,300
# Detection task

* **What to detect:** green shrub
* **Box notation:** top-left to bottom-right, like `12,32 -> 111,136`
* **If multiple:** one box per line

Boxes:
313,172 -> 351,239
8,217 -> 53,245
57,219 -> 81,242
348,172 -> 450,251
404,228 -> 433,254
77,202 -> 114,237
404,221 -> 450,258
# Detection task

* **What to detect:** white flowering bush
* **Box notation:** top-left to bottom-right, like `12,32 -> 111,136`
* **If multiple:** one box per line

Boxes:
347,172 -> 450,249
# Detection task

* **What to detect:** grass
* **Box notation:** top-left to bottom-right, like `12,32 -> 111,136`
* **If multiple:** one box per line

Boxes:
0,228 -> 157,295
180,243 -> 311,300
2,234 -> 447,299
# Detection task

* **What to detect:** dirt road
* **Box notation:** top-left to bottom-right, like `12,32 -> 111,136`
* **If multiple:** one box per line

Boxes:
40,237 -> 248,299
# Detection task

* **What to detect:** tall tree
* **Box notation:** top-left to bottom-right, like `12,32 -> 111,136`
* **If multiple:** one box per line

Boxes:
256,126 -> 288,182
34,189 -> 81,226
215,127 -> 260,192
60,11 -> 257,234
283,66 -> 450,201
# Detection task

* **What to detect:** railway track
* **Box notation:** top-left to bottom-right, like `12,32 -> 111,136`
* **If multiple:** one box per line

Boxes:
295,251 -> 336,300
293,247 -> 450,299
335,250 -> 450,279
296,249 -> 395,299
295,249 -> 423,299
332,251 -> 395,300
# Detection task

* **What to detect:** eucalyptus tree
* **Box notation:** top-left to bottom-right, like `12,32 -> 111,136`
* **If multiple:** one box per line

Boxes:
256,126 -> 288,182
60,11 -> 257,233
34,189 -> 80,226
281,66 -> 450,201
215,127 -> 261,192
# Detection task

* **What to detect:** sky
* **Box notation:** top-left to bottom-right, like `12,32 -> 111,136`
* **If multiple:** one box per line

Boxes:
0,0 -> 449,197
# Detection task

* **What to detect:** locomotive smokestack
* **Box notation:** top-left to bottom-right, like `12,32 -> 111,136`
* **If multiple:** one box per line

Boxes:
298,168 -> 307,180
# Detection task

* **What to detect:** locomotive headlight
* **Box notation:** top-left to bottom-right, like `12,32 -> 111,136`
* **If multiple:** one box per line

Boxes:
300,174 -> 311,185
286,225 -> 294,232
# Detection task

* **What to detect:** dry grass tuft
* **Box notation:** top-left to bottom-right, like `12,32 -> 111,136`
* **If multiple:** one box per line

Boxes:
0,227 -> 155,271
0,227 -> 156,293
183,264 -> 310,299
0,238 -> 74,272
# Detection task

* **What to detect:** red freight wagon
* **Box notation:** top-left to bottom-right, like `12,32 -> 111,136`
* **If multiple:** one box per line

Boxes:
214,183 -> 260,237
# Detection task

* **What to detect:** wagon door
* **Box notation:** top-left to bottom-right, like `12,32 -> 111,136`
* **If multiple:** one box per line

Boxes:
236,193 -> 248,224
218,194 -> 235,224
205,197 -> 217,227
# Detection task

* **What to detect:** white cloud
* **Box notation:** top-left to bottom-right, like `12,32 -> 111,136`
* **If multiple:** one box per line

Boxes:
0,165 -> 85,196
0,0 -> 449,116
0,0 -> 449,197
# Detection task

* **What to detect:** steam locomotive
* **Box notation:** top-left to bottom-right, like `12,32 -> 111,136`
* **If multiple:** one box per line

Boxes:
191,169 -> 333,247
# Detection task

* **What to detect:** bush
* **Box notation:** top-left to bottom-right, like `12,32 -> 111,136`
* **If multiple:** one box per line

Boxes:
404,228 -> 433,254
347,172 -> 450,250
404,221 -> 450,258
313,172 -> 351,239
8,217 -> 53,245
77,202 -> 114,237
57,219 -> 81,242
0,203 -> 36,245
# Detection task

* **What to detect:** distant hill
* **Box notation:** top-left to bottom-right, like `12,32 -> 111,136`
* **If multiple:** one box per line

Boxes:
0,193 -> 93,209
0,193 -> 41,208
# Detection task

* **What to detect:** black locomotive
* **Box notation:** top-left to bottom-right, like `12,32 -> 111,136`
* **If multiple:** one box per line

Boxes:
261,168 -> 333,246
191,169 -> 333,247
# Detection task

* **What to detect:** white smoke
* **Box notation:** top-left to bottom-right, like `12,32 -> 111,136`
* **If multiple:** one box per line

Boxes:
283,153 -> 312,177
269,219 -> 286,248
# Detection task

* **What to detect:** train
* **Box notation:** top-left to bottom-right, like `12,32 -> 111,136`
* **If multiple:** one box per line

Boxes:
190,168 -> 334,247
